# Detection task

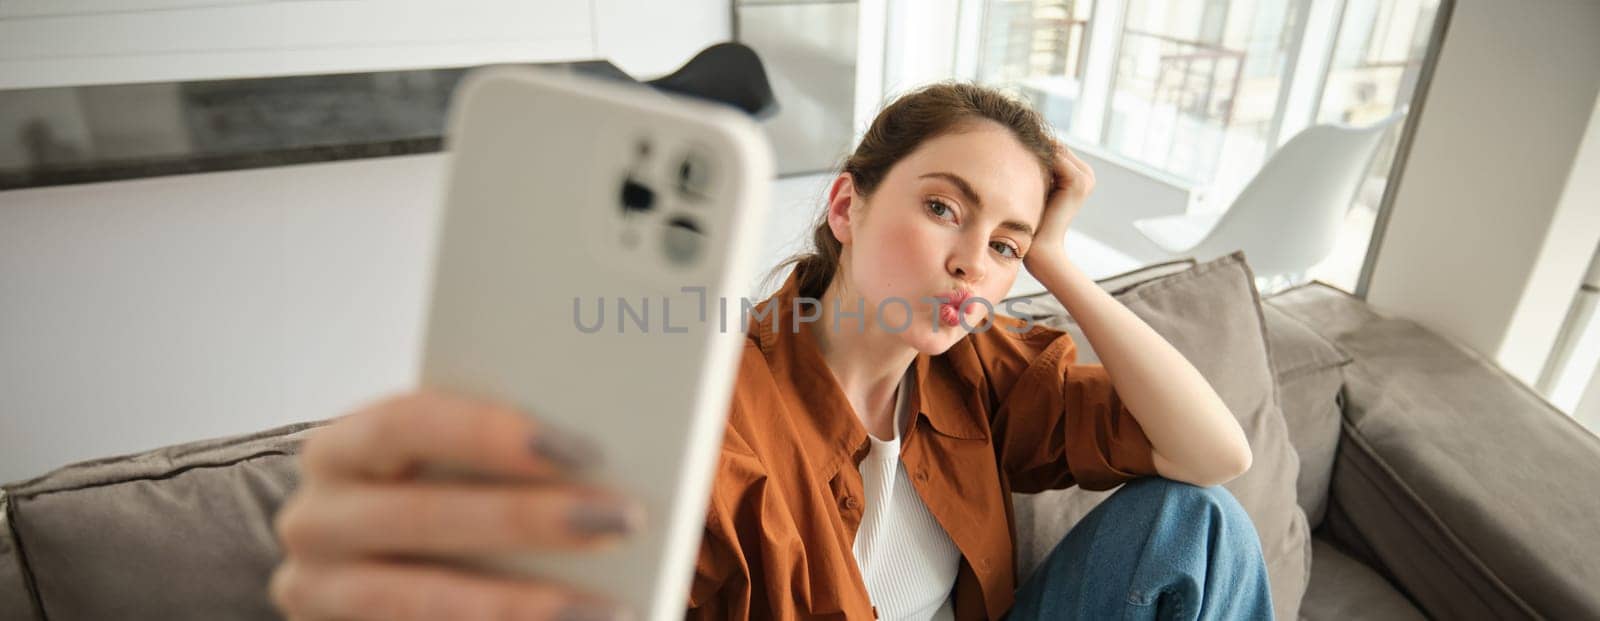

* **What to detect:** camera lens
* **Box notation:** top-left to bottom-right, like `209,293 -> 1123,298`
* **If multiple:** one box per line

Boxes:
662,215 -> 704,266
621,177 -> 654,213
676,150 -> 713,201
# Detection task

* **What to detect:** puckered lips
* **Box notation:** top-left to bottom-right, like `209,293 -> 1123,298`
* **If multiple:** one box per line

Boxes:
935,288 -> 975,327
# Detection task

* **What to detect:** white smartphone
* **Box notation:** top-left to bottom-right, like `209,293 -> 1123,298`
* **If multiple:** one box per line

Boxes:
418,65 -> 772,619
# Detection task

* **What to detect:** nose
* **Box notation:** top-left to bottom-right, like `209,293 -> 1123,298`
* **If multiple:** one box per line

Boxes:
947,236 -> 987,285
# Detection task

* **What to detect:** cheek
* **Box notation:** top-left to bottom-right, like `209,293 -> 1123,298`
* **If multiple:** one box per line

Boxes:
855,218 -> 940,294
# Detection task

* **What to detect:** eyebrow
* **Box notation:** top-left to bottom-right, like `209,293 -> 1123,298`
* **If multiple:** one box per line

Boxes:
918,172 -> 1035,238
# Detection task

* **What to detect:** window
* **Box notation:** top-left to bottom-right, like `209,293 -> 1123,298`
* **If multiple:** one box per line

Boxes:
1104,0 -> 1297,186
966,0 -> 1444,294
1306,0 -> 1439,290
976,0 -> 1096,131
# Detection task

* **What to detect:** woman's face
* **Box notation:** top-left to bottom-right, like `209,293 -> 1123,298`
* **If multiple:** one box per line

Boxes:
827,120 -> 1048,355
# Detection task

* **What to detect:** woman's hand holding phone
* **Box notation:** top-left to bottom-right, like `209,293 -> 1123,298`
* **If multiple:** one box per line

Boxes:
269,390 -> 642,621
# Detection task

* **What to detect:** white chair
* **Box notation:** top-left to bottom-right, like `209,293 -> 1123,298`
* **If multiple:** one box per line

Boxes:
1132,108 -> 1407,293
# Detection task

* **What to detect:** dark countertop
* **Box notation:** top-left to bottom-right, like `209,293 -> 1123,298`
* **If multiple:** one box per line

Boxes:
0,60 -> 637,191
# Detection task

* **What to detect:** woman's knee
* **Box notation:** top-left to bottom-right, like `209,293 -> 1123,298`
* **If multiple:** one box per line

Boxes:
1107,477 -> 1254,528
1090,478 -> 1265,570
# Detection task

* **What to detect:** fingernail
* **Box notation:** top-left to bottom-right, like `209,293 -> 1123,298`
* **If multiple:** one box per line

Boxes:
528,425 -> 602,471
555,603 -> 634,621
568,496 -> 644,539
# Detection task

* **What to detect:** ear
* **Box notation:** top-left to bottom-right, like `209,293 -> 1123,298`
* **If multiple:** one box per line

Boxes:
825,172 -> 858,245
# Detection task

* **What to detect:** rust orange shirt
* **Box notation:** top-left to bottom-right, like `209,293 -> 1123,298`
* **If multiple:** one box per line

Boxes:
685,266 -> 1158,620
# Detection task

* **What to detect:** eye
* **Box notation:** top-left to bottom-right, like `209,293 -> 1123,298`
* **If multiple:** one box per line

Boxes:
991,241 -> 1023,260
925,198 -> 956,221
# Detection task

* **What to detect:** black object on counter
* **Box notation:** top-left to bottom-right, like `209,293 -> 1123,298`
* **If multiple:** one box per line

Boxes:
0,42 -> 777,191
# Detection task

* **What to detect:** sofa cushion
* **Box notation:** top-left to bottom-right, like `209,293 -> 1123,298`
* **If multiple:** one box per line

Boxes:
0,421 -> 324,620
1300,536 -> 1425,621
1003,258 -> 1199,365
1002,251 -> 1311,621
1087,258 -> 1201,296
1273,282 -> 1600,619
1260,294 -> 1353,528
1260,291 -> 1354,377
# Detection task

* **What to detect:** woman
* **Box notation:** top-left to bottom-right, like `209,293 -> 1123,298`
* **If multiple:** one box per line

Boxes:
270,82 -> 1274,621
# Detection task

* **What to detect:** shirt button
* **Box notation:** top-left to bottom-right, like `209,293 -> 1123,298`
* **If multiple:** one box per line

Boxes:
843,495 -> 860,510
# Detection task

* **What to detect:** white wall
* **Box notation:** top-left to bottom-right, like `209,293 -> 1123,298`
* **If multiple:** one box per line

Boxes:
0,156 -> 443,483
1363,0 -> 1600,385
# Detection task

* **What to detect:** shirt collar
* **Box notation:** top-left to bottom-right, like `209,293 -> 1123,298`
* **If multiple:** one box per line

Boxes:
748,265 -> 988,477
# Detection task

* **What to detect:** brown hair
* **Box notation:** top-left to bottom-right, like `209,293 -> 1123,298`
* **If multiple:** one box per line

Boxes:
764,81 -> 1060,300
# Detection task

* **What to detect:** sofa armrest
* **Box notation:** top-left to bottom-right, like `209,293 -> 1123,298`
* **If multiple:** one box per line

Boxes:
0,420 -> 325,619
1,490 -> 43,620
1318,315 -> 1600,620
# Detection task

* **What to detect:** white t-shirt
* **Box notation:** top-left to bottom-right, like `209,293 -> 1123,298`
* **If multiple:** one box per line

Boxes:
851,368 -> 961,620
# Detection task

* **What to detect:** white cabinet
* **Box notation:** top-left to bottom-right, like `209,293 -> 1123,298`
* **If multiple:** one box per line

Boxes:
0,1 -> 596,90
0,1 -> 735,91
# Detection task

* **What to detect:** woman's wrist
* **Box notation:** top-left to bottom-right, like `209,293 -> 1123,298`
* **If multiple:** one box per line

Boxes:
1023,247 -> 1069,281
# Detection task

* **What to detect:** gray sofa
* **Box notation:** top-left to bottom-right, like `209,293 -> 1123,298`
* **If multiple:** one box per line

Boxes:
3,254 -> 1598,620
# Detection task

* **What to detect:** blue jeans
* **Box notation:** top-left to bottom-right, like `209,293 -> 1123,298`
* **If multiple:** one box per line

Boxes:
1005,477 -> 1275,620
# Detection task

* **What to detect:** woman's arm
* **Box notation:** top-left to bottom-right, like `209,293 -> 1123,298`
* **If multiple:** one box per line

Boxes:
1026,255 -> 1253,487
1024,139 -> 1250,488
